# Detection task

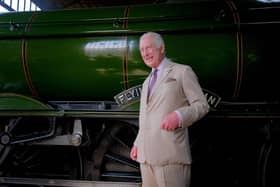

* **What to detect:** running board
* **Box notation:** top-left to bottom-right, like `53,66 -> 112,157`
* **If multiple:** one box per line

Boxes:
0,177 -> 141,187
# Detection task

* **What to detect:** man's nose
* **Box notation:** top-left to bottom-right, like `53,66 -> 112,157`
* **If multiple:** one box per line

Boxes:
143,50 -> 149,56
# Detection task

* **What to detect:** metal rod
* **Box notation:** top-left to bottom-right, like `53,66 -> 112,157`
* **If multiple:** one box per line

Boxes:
0,177 -> 141,187
23,0 -> 26,11
0,1 -> 14,11
17,0 -> 19,11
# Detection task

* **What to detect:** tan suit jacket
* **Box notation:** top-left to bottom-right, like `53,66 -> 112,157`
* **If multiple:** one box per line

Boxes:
134,59 -> 209,166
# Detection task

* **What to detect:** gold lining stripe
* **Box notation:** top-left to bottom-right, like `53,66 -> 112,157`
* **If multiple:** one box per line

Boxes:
122,6 -> 130,90
226,0 -> 244,97
22,13 -> 38,96
0,93 -> 51,109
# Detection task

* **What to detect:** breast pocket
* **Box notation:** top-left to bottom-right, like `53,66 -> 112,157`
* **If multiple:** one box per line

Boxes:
162,78 -> 179,95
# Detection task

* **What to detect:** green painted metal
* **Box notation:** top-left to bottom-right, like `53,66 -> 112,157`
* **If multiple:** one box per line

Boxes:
0,1 -> 279,110
0,93 -> 51,110
0,40 -> 30,94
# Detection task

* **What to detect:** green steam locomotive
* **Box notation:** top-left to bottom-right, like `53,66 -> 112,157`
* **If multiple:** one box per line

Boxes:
0,0 -> 279,186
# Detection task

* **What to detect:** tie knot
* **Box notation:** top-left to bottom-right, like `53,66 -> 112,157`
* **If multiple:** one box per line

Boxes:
153,68 -> 158,76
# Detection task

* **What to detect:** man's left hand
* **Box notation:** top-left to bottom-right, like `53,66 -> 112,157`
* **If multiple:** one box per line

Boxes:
160,112 -> 180,131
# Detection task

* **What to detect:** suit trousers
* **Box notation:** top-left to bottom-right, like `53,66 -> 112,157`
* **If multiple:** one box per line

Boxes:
140,163 -> 191,187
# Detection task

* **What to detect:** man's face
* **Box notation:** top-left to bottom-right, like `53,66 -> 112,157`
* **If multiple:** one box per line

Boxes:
139,35 -> 164,68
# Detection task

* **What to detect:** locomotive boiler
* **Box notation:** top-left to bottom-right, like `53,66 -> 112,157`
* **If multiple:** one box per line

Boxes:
0,0 -> 279,186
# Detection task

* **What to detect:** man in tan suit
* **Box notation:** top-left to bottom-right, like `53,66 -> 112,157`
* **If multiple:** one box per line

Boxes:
130,32 -> 209,187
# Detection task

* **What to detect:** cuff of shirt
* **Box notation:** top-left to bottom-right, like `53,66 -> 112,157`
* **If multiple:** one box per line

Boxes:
175,110 -> 183,127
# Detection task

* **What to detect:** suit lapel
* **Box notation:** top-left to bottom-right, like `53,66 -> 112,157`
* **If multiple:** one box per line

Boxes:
148,61 -> 174,100
143,74 -> 151,104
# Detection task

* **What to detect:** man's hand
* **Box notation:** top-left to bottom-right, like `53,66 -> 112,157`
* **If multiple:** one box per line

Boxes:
130,146 -> 138,161
160,112 -> 180,131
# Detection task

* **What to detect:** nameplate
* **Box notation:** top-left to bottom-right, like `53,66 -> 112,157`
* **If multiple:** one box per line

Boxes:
114,85 -> 142,106
203,89 -> 221,108
114,85 -> 221,109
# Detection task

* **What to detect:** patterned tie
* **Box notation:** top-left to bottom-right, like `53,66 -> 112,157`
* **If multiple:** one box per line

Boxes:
147,68 -> 158,99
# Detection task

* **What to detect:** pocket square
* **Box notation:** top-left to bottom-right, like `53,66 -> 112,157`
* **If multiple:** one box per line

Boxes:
165,78 -> 177,83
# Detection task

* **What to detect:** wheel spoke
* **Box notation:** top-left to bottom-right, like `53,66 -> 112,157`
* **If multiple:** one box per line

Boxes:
111,135 -> 131,151
92,124 -> 141,183
105,152 -> 139,169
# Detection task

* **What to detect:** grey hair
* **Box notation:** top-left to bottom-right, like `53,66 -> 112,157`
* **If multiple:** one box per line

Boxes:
140,32 -> 165,48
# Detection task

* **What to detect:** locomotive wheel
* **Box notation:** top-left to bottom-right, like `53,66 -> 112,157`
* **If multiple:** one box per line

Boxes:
0,144 -> 11,168
90,122 -> 141,182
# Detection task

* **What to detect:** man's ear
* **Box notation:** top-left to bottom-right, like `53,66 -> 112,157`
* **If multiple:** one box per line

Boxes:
160,44 -> 165,54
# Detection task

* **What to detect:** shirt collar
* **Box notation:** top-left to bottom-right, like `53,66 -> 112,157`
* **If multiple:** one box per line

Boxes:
152,57 -> 168,73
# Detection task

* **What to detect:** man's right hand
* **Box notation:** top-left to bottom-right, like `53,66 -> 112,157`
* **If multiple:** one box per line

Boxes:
130,146 -> 138,161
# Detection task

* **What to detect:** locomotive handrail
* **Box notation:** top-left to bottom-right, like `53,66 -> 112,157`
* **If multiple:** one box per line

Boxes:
0,15 -> 215,25
1,17 -> 279,27
0,23 -> 278,39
